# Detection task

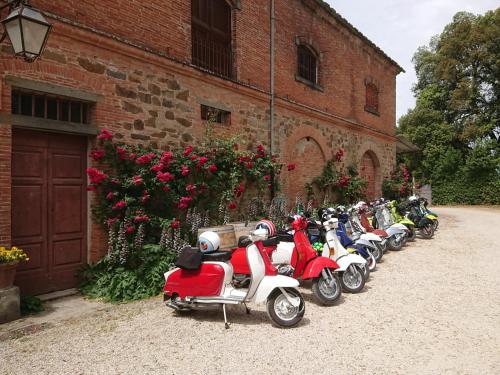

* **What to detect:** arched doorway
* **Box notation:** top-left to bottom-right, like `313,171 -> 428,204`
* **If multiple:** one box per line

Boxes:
360,151 -> 380,200
288,137 -> 325,202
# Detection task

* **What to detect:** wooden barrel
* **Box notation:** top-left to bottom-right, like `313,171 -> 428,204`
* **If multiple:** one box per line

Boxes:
231,221 -> 259,244
197,225 -> 236,251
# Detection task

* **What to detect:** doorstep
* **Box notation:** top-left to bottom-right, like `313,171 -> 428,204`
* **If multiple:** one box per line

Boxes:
0,293 -> 107,341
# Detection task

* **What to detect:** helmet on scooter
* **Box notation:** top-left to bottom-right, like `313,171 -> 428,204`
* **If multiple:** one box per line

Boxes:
255,219 -> 276,237
198,231 -> 220,253
321,207 -> 336,221
408,195 -> 418,202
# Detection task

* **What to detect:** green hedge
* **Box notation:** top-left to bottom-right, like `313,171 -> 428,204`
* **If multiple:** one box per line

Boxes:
433,178 -> 500,205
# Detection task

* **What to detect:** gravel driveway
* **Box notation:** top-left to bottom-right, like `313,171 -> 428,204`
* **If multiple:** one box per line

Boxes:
1,207 -> 500,375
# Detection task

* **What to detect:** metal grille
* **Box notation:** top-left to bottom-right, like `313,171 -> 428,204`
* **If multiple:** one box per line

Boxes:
365,83 -> 379,113
298,45 -> 317,84
11,90 -> 90,124
191,0 -> 232,78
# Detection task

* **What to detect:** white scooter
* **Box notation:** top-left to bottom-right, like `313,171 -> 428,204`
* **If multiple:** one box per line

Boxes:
372,203 -> 408,251
163,229 -> 305,328
321,214 -> 367,293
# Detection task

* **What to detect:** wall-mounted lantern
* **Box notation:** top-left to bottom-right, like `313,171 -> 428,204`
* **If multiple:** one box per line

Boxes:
0,0 -> 52,62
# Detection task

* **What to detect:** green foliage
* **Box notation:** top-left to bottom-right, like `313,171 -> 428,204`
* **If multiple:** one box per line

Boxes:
20,295 -> 44,316
399,8 -> 500,204
79,245 -> 177,302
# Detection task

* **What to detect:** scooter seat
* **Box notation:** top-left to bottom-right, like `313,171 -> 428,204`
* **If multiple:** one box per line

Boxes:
262,236 -> 280,247
276,232 -> 294,242
202,251 -> 232,262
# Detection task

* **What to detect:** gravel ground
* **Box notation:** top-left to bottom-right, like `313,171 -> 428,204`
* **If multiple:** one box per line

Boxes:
1,206 -> 500,375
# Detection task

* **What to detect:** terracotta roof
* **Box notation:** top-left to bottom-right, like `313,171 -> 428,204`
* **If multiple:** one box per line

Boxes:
396,135 -> 420,153
314,0 -> 405,73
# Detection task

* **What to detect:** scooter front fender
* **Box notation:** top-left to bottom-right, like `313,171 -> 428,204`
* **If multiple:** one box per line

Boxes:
360,232 -> 382,242
251,275 -> 300,305
335,254 -> 366,271
385,226 -> 405,237
301,257 -> 339,280
426,214 -> 437,220
399,218 -> 415,226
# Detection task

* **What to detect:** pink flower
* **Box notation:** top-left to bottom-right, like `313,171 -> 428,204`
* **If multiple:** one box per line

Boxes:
335,148 -> 345,162
208,164 -> 217,173
132,175 -> 143,186
151,163 -> 164,173
112,200 -> 127,210
111,178 -> 120,185
170,219 -> 180,229
186,184 -> 196,195
134,215 -> 150,223
257,144 -> 265,153
90,149 -> 105,161
183,145 -> 194,157
181,165 -> 190,176
116,147 -> 127,160
199,184 -> 207,194
287,163 -> 296,171
245,161 -> 254,169
228,201 -> 237,210
136,153 -> 155,165
161,185 -> 170,192
86,168 -> 108,185
98,129 -> 113,140
106,192 -> 115,200
263,175 -> 271,181
238,156 -> 250,164
126,225 -> 135,234
234,183 -> 245,197
268,184 -> 273,190
160,151 -> 173,164
197,156 -> 209,167
107,218 -> 118,227
177,196 -> 193,209
157,171 -> 174,183
190,154 -> 198,161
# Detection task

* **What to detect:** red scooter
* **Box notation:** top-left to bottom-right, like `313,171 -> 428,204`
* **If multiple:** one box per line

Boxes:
231,216 -> 342,305
163,229 -> 305,328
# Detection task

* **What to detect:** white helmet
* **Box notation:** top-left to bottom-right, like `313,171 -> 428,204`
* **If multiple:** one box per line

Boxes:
408,195 -> 418,202
198,231 -> 220,253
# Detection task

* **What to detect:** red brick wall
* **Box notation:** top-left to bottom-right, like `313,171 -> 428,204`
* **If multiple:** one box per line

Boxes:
0,0 -> 399,261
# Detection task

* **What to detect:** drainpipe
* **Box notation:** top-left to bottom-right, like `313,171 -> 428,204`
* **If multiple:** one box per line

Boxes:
270,0 -> 276,198
270,0 -> 275,156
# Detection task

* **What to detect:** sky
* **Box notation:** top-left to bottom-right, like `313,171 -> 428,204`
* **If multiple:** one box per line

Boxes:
324,0 -> 499,122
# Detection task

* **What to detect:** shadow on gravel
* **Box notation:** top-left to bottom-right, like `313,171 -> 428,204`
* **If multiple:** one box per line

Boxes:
171,305 -> 310,328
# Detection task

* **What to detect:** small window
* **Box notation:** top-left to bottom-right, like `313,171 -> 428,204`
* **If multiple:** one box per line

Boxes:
201,104 -> 230,125
365,83 -> 379,114
297,45 -> 318,84
11,90 -> 91,124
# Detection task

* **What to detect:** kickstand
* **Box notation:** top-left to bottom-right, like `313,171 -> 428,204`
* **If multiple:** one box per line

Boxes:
243,303 -> 251,314
222,304 -> 230,329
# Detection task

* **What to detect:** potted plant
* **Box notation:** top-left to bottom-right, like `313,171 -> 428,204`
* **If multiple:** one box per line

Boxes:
0,246 -> 29,289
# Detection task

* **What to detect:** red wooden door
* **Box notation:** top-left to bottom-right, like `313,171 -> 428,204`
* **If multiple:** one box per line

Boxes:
12,129 -> 87,295
360,152 -> 376,200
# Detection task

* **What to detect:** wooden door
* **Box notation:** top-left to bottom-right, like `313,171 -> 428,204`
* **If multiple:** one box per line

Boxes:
12,129 -> 87,295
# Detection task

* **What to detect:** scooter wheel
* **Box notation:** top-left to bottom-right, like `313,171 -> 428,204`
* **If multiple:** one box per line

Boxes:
312,272 -> 342,305
420,223 -> 434,239
266,288 -> 305,328
339,264 -> 366,293
408,228 -> 417,241
373,243 -> 384,261
388,236 -> 404,251
433,220 -> 439,230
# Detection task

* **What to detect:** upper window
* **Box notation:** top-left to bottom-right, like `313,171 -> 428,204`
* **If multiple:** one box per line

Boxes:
11,90 -> 90,124
192,0 -> 233,78
297,44 -> 318,85
365,83 -> 379,115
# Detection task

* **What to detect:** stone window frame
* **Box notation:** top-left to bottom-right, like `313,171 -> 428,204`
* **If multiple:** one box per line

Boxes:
294,36 -> 323,92
364,79 -> 380,116
197,97 -> 232,126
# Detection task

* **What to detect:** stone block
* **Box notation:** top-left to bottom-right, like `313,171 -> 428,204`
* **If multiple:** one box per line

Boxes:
0,286 -> 20,324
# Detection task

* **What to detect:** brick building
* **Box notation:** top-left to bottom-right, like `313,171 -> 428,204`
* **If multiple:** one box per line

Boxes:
0,0 -> 402,295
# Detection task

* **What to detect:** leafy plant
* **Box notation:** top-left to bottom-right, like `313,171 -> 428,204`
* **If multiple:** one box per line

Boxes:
79,245 -> 177,302
20,295 -> 44,316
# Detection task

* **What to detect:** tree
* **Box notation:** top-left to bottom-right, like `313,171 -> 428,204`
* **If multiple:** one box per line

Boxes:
398,8 -> 500,204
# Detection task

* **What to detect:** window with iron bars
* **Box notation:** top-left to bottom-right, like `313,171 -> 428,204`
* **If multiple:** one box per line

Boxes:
201,104 -> 231,125
365,83 -> 379,115
11,90 -> 91,124
192,0 -> 233,78
297,44 -> 318,85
